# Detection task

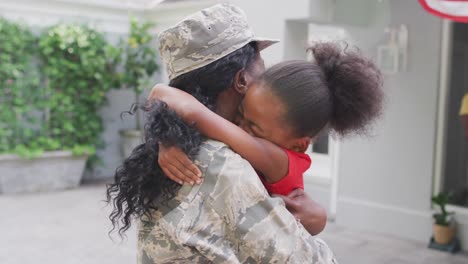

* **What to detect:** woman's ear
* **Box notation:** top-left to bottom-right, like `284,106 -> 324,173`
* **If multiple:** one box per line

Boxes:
291,137 -> 311,153
233,69 -> 249,95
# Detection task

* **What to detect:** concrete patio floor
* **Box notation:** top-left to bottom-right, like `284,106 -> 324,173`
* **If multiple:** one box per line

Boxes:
1,183 -> 467,264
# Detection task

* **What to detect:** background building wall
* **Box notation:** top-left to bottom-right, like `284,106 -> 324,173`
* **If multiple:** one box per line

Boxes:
335,0 -> 445,245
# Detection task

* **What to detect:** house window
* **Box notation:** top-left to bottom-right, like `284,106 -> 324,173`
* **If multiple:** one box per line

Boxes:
312,132 -> 329,154
304,139 -> 333,185
304,130 -> 333,184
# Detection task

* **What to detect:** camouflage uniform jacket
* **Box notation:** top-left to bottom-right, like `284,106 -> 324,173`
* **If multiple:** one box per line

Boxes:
138,140 -> 338,264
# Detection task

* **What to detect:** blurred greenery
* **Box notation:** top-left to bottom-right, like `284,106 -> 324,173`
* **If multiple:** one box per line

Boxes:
0,18 -> 43,158
432,192 -> 455,226
0,17 -> 159,165
38,24 -> 121,165
120,17 -> 159,130
0,19 -> 125,164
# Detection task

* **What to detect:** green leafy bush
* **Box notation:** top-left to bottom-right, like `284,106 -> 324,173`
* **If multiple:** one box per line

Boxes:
0,18 -> 41,156
0,19 -> 121,162
38,24 -> 121,161
121,18 -> 158,129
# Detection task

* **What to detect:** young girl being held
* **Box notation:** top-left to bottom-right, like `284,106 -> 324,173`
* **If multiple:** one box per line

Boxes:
152,42 -> 383,196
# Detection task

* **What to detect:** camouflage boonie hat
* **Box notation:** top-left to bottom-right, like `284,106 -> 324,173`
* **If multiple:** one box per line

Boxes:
158,3 -> 279,80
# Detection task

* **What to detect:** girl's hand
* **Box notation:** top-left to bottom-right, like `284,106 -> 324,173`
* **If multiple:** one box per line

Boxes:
273,188 -> 327,236
158,144 -> 203,185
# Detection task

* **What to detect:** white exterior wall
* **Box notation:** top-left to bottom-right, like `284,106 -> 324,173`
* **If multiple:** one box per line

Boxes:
333,0 -> 464,249
225,0 -> 310,65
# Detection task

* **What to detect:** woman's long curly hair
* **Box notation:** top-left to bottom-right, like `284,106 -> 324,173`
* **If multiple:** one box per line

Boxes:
106,42 -> 258,236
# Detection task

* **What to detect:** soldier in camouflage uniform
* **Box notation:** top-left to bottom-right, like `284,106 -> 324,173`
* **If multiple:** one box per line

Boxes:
139,4 -> 338,263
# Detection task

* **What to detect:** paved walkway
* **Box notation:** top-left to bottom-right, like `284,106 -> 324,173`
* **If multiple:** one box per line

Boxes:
321,223 -> 468,264
0,183 -> 136,264
1,183 -> 467,264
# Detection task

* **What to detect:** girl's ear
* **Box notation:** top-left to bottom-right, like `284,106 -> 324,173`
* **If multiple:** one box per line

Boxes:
290,137 -> 311,153
233,69 -> 249,95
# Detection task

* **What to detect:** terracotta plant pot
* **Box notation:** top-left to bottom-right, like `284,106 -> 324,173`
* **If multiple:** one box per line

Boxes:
433,223 -> 456,245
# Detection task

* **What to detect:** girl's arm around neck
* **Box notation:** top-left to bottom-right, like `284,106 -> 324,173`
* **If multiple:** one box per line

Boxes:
149,84 -> 288,183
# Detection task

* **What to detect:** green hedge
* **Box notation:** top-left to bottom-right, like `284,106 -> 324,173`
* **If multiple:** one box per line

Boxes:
0,18 -> 41,157
0,19 -> 122,161
39,24 -> 121,160
121,18 -> 158,129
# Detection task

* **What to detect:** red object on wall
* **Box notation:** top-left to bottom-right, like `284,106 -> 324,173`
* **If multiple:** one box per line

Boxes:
419,0 -> 468,22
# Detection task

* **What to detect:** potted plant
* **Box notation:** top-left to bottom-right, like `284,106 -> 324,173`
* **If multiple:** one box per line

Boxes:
0,20 -> 121,193
432,192 -> 456,245
119,18 -> 159,159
